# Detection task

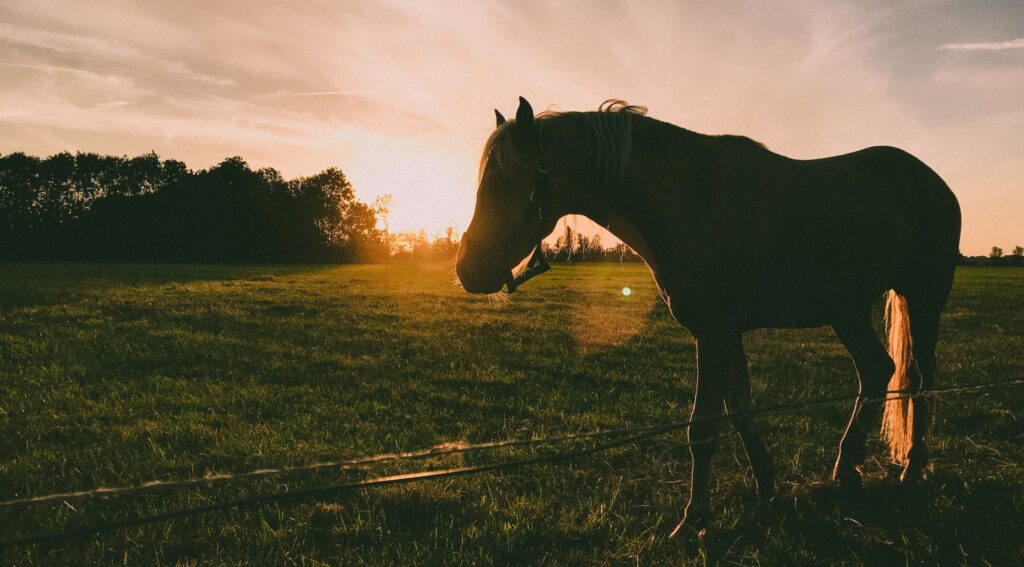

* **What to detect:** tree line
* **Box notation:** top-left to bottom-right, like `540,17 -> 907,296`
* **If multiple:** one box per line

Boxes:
959,246 -> 1024,267
0,152 -> 383,262
542,223 -> 642,263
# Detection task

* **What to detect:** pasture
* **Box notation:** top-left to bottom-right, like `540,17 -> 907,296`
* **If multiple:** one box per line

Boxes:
1,262 -> 1022,565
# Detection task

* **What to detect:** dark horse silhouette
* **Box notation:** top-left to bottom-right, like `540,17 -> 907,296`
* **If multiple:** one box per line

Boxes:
456,97 -> 961,542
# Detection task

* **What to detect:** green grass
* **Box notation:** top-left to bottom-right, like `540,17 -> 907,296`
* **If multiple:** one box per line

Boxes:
1,262 -> 1022,565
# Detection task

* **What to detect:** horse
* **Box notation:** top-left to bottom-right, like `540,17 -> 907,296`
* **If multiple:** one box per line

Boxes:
455,97 -> 961,543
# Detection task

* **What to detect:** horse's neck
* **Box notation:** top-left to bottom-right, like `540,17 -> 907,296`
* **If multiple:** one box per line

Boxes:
559,116 -> 701,276
606,210 -> 660,272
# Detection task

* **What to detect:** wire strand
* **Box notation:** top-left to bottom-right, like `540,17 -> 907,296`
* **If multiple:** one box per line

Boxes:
2,377 -> 1021,510
0,377 -> 1020,551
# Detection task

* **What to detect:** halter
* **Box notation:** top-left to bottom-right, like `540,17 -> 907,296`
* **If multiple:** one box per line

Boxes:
502,129 -> 552,293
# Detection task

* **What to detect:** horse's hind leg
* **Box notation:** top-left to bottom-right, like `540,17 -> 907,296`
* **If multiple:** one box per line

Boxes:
725,346 -> 775,498
897,256 -> 953,482
832,306 -> 895,490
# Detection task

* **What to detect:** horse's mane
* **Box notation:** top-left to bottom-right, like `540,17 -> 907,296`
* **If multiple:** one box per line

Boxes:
478,99 -> 648,185
478,99 -> 766,189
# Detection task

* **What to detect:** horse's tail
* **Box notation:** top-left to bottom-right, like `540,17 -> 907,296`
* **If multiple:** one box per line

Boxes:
881,290 -> 914,464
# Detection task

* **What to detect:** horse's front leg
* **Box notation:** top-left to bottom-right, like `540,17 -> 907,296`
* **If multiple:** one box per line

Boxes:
725,344 -> 776,498
670,330 -> 740,541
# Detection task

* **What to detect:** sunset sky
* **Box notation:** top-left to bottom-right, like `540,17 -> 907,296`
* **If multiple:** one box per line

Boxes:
1,0 -> 1021,254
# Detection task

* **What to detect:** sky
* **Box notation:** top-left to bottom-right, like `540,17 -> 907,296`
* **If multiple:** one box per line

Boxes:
1,0 -> 1021,254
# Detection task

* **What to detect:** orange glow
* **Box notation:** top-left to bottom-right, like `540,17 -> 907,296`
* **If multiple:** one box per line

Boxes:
344,135 -> 477,235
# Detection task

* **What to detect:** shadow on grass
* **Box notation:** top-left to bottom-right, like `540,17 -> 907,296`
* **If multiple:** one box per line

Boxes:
306,486 -> 621,565
705,471 -> 1024,564
0,262 -> 339,309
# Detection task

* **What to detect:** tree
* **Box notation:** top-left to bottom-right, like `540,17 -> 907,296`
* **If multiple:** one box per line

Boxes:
575,232 -> 591,259
991,246 -> 1004,258
432,226 -> 459,258
373,193 -> 393,256
551,222 -> 576,261
0,152 -> 44,258
287,166 -> 381,261
1013,246 -> 1023,257
589,234 -> 603,260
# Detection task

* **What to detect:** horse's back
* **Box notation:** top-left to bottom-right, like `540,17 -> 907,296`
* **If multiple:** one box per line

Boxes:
803,146 -> 960,275
638,130 -> 962,332
768,145 -> 957,260
689,144 -> 959,330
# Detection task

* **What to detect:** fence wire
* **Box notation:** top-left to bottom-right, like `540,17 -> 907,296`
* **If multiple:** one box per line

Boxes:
0,377 -> 1021,551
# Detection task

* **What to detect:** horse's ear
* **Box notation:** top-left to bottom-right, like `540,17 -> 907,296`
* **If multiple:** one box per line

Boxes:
516,96 -> 534,129
494,109 -> 506,127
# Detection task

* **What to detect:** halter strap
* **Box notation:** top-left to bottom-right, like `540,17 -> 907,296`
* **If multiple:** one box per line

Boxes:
503,127 -> 552,293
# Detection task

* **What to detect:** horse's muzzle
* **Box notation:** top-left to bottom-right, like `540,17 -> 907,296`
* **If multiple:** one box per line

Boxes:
456,234 -> 507,294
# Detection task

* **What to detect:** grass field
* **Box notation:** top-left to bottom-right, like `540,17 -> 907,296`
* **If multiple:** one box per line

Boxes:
1,262 -> 1022,565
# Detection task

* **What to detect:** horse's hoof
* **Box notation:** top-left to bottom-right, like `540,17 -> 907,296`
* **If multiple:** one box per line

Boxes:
900,464 -> 929,485
669,519 -> 706,556
834,466 -> 862,495
756,477 -> 777,501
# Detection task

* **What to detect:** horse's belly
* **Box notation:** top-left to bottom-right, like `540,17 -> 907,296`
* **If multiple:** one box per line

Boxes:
728,297 -> 832,330
659,274 -> 837,333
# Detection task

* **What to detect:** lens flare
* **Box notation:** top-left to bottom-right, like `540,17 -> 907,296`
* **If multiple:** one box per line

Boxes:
622,286 -> 632,297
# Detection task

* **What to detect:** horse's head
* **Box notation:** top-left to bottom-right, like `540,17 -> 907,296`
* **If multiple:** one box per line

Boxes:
457,97 -> 555,294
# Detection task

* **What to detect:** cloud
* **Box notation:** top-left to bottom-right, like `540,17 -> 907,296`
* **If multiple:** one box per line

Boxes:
257,90 -> 379,99
938,38 -> 1024,50
0,19 -> 234,86
0,62 -> 94,75
284,90 -> 379,97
